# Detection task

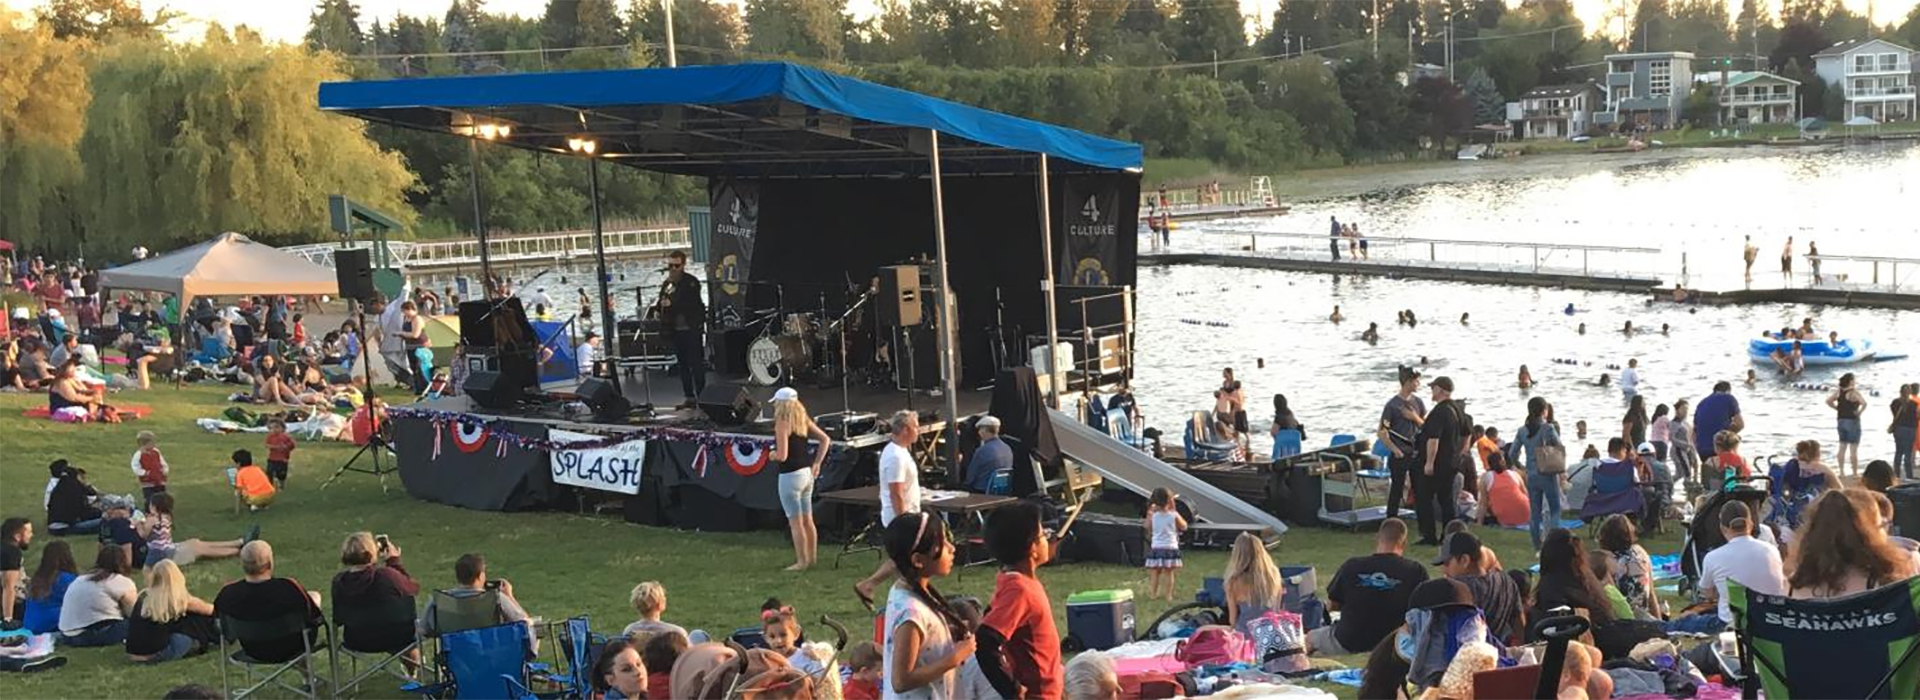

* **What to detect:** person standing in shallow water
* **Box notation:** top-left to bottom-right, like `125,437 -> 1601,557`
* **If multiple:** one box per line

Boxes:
1827,373 -> 1864,477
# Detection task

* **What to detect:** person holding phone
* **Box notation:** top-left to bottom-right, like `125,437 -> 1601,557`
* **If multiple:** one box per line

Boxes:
418,553 -> 537,652
332,533 -> 421,666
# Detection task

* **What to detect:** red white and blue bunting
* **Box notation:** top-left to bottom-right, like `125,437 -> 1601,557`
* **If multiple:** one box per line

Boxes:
393,406 -> 775,456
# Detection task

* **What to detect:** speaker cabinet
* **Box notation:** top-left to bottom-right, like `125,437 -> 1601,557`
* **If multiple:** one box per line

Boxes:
877,265 -> 922,327
333,248 -> 375,303
464,370 -> 524,409
576,376 -> 631,421
697,382 -> 755,425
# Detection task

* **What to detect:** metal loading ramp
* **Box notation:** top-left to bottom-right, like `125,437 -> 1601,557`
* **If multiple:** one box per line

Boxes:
1049,410 -> 1288,535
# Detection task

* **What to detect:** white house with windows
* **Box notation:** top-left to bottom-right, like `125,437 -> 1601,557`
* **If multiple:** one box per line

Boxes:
1700,71 -> 1801,124
1813,38 -> 1915,122
1518,83 -> 1604,138
1595,51 -> 1695,129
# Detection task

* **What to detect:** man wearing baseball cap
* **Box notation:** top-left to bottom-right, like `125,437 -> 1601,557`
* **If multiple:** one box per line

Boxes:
1379,366 -> 1427,527
1414,376 -> 1467,544
965,415 -> 1012,493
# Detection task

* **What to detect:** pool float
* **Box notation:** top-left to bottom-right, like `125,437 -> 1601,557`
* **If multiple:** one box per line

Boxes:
1748,337 -> 1876,366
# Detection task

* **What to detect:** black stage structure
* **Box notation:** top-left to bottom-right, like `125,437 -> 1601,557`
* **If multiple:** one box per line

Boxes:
319,62 -> 1143,524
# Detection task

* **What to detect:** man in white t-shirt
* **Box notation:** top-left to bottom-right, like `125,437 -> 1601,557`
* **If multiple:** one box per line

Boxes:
1619,358 -> 1640,396
1673,501 -> 1783,634
856,409 -> 922,609
575,333 -> 600,378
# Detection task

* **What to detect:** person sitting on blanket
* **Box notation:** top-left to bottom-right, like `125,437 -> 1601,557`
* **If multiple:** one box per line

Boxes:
49,361 -> 110,421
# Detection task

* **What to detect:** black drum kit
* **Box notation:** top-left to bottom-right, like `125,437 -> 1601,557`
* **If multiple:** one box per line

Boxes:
744,285 -> 890,389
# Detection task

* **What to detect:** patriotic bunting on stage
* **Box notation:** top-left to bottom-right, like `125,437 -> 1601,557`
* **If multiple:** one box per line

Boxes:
390,407 -> 775,455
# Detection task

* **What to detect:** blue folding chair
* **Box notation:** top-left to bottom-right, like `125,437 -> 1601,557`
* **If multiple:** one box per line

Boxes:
1108,409 -> 1148,450
1358,438 -> 1394,480
1185,411 -> 1235,461
986,471 -> 1012,495
1329,433 -> 1358,447
407,621 -> 536,699
1271,429 -> 1303,460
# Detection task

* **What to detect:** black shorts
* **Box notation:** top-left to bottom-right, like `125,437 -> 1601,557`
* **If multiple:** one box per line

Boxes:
1233,410 -> 1249,433
266,460 -> 289,482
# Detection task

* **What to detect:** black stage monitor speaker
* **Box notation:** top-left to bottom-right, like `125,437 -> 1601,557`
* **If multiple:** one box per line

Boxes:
465,370 -> 524,409
877,265 -> 922,327
333,248 -> 375,303
698,382 -> 755,425
577,376 -> 631,421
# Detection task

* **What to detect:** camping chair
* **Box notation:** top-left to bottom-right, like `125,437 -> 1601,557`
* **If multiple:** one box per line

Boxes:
334,595 -> 424,696
406,621 -> 538,700
430,589 -> 507,636
1578,459 -> 1644,535
1729,577 -> 1920,700
1184,411 -> 1235,461
218,610 -> 338,700
1271,429 -> 1303,460
1107,409 -> 1147,450
1362,439 -> 1395,480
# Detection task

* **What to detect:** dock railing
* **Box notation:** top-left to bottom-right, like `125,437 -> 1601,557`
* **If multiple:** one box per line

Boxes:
1156,230 -> 1664,280
1802,254 -> 1919,293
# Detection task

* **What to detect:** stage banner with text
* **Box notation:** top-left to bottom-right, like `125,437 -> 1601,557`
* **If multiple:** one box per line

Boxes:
1060,177 -> 1121,286
550,429 -> 646,495
708,179 -> 761,328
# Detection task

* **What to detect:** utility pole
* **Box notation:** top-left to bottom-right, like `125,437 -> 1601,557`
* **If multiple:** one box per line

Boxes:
1372,0 -> 1380,58
1212,49 -> 1219,78
663,0 -> 678,67
1408,21 -> 1415,66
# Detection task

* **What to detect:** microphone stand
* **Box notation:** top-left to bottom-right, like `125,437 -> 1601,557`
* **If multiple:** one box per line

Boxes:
825,289 -> 872,422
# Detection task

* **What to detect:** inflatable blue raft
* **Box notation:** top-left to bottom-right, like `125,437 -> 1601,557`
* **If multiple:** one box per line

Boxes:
1749,337 -> 1876,366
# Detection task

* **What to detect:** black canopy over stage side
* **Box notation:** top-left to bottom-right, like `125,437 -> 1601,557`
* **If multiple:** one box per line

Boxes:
319,61 -> 1144,458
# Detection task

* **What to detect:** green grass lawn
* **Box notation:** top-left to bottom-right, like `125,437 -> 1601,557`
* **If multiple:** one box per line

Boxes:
0,384 -> 1681,698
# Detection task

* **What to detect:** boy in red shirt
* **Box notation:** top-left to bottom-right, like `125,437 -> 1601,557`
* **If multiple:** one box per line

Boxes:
129,430 -> 169,506
840,640 -> 882,700
264,419 -> 296,489
977,502 -> 1064,699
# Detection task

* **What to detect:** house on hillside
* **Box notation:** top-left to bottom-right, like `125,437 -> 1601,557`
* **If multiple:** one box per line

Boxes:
1813,38 -> 1916,122
1595,51 -> 1695,130
1703,71 -> 1801,124
1517,82 -> 1604,139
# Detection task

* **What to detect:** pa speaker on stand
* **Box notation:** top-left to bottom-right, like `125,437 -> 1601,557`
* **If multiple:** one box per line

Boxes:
333,248 -> 376,303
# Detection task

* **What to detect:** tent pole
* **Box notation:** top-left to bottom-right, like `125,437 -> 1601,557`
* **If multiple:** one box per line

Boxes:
468,137 -> 495,297
927,130 -> 963,474
1038,154 -> 1060,409
588,155 -> 618,378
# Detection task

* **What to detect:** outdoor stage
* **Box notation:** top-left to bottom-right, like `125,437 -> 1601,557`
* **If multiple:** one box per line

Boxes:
387,366 -> 994,532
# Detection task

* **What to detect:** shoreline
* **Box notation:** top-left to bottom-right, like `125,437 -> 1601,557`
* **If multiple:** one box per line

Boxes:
1263,144 -> 1795,203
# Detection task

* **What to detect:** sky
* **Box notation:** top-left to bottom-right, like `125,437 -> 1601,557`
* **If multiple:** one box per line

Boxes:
2,0 -> 1914,48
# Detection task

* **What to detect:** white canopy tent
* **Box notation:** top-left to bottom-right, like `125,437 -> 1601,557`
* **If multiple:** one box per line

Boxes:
97,232 -> 339,309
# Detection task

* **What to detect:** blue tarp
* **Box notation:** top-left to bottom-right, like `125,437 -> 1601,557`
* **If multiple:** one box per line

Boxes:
318,62 -> 1142,176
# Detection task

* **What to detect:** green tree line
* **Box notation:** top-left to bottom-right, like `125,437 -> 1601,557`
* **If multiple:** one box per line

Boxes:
5,0 -> 1918,259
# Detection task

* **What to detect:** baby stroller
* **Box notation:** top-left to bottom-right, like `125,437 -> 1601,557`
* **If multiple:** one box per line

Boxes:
1678,475 -> 1770,599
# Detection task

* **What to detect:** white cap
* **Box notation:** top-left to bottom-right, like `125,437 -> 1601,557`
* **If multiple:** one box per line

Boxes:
1636,442 -> 1657,455
772,387 -> 799,402
977,415 -> 1002,430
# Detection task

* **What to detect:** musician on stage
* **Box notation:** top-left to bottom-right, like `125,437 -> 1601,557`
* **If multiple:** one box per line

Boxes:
655,251 -> 707,408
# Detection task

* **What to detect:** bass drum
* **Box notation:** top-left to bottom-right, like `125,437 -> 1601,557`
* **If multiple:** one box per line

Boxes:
748,336 -> 785,386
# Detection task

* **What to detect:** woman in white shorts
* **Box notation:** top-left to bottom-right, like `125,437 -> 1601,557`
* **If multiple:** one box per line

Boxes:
771,387 -> 832,572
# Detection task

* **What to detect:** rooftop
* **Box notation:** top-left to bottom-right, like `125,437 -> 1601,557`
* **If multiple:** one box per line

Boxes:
1604,51 -> 1698,62
1522,82 -> 1601,98
1814,37 -> 1917,57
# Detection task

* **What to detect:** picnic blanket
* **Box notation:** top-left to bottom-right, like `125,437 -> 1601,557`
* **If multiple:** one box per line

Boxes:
195,412 -> 350,441
1504,518 -> 1586,531
21,405 -> 152,420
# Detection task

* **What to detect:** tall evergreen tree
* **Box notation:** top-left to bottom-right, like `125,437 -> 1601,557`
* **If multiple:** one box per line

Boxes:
443,0 -> 485,73
1172,0 -> 1246,63
628,0 -> 743,64
1463,67 -> 1503,123
305,0 -> 367,54
745,0 -> 847,60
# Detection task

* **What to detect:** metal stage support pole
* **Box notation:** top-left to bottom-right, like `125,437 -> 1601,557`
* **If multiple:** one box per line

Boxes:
468,137 -> 495,296
927,130 -> 963,472
588,154 -> 618,377
1038,154 -> 1061,409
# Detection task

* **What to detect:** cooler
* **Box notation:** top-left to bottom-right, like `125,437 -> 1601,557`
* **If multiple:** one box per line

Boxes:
1279,565 -> 1318,613
1066,589 -> 1136,651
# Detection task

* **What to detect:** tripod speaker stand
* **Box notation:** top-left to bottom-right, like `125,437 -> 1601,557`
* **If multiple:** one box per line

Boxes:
322,298 -> 398,493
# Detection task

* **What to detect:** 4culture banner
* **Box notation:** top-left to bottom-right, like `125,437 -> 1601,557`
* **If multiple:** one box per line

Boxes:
708,179 -> 760,328
1060,176 -> 1121,286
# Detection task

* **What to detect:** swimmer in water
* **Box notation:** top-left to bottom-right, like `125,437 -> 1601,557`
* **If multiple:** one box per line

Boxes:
1330,306 -> 1345,323
1460,312 -> 1470,325
1596,373 -> 1612,387
1564,303 -> 1576,315
1419,356 -> 1430,367
1576,420 -> 1589,441
1828,330 -> 1839,346
1745,368 -> 1759,387
1396,310 -> 1408,325
1799,317 -> 1815,337
1517,365 -> 1534,390
1406,310 -> 1418,327
1660,323 -> 1670,336
1361,322 -> 1379,344
1577,322 -> 1587,335
1622,320 -> 1635,335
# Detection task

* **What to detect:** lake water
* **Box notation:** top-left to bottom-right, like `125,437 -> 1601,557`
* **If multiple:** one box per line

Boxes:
1188,142 -> 1920,291
1138,142 -> 1920,464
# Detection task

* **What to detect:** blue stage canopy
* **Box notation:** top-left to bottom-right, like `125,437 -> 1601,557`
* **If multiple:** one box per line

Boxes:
318,62 -> 1143,178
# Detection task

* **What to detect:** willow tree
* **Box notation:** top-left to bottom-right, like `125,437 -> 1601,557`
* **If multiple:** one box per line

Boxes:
0,11 -> 91,253
78,30 -> 418,255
